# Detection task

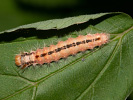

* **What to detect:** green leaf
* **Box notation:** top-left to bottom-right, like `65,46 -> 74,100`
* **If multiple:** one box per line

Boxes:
0,12 -> 133,100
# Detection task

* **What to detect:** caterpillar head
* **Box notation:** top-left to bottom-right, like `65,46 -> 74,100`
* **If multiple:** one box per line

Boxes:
15,55 -> 21,67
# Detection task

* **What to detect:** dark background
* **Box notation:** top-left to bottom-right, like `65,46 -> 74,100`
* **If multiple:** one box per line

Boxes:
0,0 -> 132,99
0,0 -> 132,32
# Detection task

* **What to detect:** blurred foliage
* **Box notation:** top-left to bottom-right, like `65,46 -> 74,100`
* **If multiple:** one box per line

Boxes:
0,0 -> 86,31
0,0 -> 132,32
19,0 -> 79,8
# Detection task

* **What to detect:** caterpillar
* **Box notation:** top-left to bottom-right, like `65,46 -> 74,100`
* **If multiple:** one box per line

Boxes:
15,33 -> 109,69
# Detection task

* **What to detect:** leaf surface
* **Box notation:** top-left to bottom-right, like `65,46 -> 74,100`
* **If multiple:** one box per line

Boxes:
0,12 -> 133,100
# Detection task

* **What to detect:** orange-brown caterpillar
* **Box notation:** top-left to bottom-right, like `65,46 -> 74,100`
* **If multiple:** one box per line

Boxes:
15,33 -> 109,69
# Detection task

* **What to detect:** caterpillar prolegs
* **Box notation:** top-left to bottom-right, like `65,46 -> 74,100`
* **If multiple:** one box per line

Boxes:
15,33 -> 109,69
